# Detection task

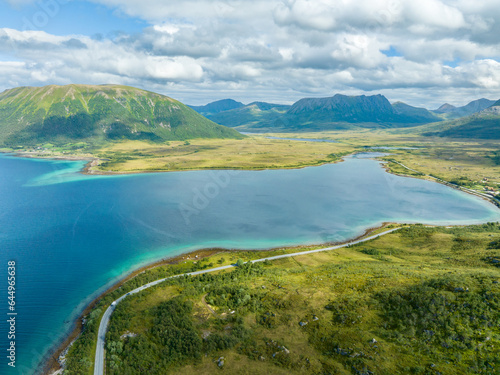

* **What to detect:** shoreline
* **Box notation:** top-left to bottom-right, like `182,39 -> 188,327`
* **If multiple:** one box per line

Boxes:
380,159 -> 500,209
5,150 -> 499,211
3,150 -> 497,373
43,222 -> 396,375
2,149 -> 351,176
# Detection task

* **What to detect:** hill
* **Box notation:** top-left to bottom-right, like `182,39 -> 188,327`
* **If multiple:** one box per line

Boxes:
423,102 -> 500,139
189,99 -> 244,116
0,85 -> 243,146
432,98 -> 496,119
434,103 -> 456,113
206,101 -> 291,129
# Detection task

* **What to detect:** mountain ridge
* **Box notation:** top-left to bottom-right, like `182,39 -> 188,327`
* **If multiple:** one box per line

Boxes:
423,100 -> 500,139
0,84 -> 243,145
432,98 -> 496,119
189,99 -> 245,116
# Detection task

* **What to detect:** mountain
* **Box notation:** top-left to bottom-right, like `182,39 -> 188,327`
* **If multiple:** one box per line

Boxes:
434,103 -> 457,113
206,102 -> 291,128
432,98 -> 496,119
189,99 -> 244,116
0,85 -> 243,146
204,94 -> 442,131
277,94 -> 441,130
423,101 -> 500,139
392,102 -> 442,124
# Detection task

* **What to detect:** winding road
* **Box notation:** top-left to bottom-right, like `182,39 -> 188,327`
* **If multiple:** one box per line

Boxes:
93,227 -> 401,375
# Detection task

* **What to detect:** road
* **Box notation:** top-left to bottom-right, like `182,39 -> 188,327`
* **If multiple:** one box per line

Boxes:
93,227 -> 400,375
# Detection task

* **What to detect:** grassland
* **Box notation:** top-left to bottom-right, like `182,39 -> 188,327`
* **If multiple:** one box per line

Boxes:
62,223 -> 500,375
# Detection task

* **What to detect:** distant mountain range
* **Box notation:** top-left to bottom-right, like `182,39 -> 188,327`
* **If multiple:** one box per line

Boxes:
206,102 -> 291,128
192,94 -> 442,130
189,99 -> 244,116
0,85 -> 242,146
432,98 -> 496,119
424,101 -> 500,139
0,84 -> 497,146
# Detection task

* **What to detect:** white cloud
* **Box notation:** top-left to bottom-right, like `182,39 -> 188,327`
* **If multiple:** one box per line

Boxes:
1,0 -> 500,106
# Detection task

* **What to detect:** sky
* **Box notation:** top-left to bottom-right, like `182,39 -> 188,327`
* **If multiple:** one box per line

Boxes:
0,0 -> 500,108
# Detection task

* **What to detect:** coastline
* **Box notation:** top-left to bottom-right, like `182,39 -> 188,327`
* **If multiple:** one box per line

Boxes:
3,150 -> 497,373
6,151 -> 499,211
380,159 -> 500,209
43,222 -> 396,375
3,149 -> 350,176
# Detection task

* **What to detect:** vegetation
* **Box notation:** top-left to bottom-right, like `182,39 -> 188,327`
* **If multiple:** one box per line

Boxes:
424,117 -> 500,140
0,84 -> 243,146
202,94 -> 442,131
63,223 -> 500,374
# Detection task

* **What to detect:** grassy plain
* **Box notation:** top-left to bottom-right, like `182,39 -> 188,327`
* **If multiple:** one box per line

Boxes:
5,129 -> 499,192
63,224 -> 500,375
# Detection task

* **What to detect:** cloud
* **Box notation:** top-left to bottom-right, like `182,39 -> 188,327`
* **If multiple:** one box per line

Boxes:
0,0 -> 499,107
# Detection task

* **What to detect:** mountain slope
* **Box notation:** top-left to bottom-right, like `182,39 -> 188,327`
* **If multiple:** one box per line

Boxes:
392,102 -> 442,123
434,103 -> 457,113
432,98 -> 496,119
423,102 -> 500,139
189,99 -> 244,116
276,94 -> 441,130
0,85 -> 243,145
206,102 -> 291,128
205,94 -> 443,131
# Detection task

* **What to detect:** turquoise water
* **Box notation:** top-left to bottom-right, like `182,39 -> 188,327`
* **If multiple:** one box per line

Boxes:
0,153 -> 499,375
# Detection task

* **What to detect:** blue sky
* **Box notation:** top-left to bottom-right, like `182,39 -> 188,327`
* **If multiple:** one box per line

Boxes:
0,0 -> 500,107
0,1 -> 146,36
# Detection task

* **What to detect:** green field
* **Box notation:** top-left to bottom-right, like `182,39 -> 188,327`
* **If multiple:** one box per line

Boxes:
63,224 -> 500,375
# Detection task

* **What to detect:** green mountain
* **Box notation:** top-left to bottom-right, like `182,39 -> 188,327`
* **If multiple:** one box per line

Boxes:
204,94 -> 441,131
0,84 -> 243,146
189,99 -> 244,116
392,102 -> 442,123
206,101 -> 291,128
423,102 -> 500,139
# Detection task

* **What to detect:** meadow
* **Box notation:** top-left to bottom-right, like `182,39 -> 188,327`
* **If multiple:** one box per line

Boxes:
63,223 -> 500,375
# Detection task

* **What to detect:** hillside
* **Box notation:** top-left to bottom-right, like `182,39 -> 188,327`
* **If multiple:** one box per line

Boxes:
206,102 -> 291,128
277,95 -> 441,130
432,98 -> 496,119
64,224 -> 500,375
189,99 -> 244,116
0,85 -> 243,146
423,102 -> 500,139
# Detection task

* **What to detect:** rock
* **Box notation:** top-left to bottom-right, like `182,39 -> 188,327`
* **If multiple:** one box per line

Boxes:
282,346 -> 290,355
217,357 -> 224,368
370,338 -> 377,344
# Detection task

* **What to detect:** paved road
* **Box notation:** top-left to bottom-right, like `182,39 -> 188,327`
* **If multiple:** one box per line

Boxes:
93,227 -> 400,375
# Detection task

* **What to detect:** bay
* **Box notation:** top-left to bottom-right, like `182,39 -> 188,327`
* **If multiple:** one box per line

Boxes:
0,153 -> 499,374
